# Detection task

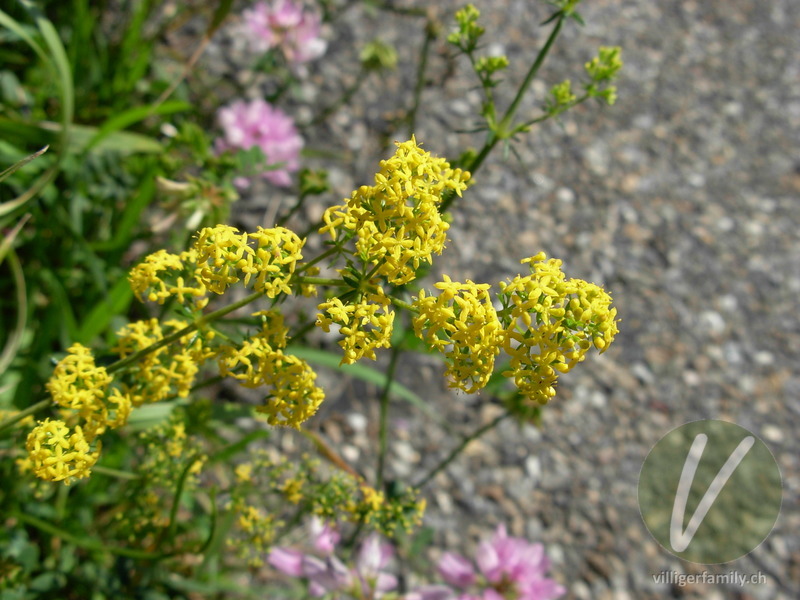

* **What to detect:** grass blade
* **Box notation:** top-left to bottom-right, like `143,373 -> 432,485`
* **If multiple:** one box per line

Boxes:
0,249 -> 28,377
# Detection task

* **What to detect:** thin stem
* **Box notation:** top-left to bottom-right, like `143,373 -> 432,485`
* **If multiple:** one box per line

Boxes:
91,465 -> 140,480
387,296 -> 417,313
14,511 -> 162,560
440,13 -> 566,213
407,21 -> 436,134
376,344 -> 402,488
157,453 -> 203,552
414,412 -> 510,488
297,276 -> 349,287
499,14 -> 564,129
309,69 -> 369,126
0,399 -> 50,435
298,245 -> 341,273
108,290 -> 263,375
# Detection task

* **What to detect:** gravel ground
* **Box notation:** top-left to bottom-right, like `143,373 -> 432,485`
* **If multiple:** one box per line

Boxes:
210,0 -> 800,598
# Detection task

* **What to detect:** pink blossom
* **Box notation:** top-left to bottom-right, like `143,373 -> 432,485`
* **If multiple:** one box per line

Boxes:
268,547 -> 304,576
473,526 -> 565,600
353,533 -> 398,597
216,98 -> 303,187
438,552 -> 476,588
240,0 -> 326,65
309,517 -> 340,555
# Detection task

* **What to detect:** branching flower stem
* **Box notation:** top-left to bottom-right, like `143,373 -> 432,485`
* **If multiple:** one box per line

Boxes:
414,412 -> 510,488
441,12 -> 566,212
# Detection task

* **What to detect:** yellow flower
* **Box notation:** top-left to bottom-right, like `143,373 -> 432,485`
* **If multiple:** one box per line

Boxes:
46,344 -> 111,412
25,419 -> 100,483
317,288 -> 395,364
194,224 -> 254,294
320,137 -> 470,284
498,253 -> 619,404
248,226 -> 305,298
254,352 -> 325,428
128,249 -> 209,309
219,332 -> 324,428
114,319 -> 211,405
192,224 -> 305,297
413,276 -> 503,393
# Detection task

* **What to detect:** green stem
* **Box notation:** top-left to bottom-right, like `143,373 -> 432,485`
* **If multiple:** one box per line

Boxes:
14,511 -> 162,560
407,21 -> 436,134
440,13 -> 566,213
376,344 -> 402,488
414,412 -> 510,488
0,399 -> 50,434
108,290 -> 263,375
277,192 -> 308,227
298,245 -> 341,273
91,464 -> 140,480
297,276 -> 349,287
157,453 -> 203,552
388,296 -> 417,313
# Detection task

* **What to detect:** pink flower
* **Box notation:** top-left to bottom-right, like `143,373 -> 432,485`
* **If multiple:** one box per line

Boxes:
268,547 -> 304,576
473,526 -> 565,600
353,533 -> 398,597
216,98 -> 303,187
309,517 -> 340,555
438,552 -> 476,588
240,0 -> 326,65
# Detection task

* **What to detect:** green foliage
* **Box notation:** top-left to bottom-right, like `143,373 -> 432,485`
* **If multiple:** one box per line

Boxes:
0,0 -> 622,596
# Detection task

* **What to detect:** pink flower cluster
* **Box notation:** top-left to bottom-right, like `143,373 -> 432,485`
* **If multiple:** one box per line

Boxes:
240,0 -> 326,65
215,98 -> 303,187
269,518 -> 397,598
268,521 -> 564,600
409,526 -> 565,600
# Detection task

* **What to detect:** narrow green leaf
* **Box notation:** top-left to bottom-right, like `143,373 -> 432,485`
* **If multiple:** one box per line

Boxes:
0,213 -> 30,266
39,269 -> 79,344
84,100 -> 191,152
286,346 -> 452,430
207,430 -> 270,464
75,276 -> 133,344
0,145 -> 47,183
127,399 -> 185,430
0,249 -> 27,377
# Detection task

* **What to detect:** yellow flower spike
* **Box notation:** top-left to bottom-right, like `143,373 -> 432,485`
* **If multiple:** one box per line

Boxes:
413,279 -> 502,394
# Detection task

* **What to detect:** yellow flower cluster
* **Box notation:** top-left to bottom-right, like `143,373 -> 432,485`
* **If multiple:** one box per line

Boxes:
24,344 -> 132,482
218,315 -> 324,427
235,504 -> 279,567
25,419 -> 100,484
114,319 -> 211,406
128,224 -> 305,307
316,288 -> 395,364
498,253 -> 619,404
46,343 -> 112,410
413,276 -> 503,393
128,249 -> 209,309
194,224 -> 305,297
112,416 -> 206,544
320,137 -> 470,284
